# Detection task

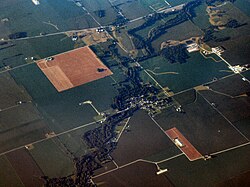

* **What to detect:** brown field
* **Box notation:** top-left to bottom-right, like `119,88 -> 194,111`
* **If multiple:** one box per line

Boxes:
165,127 -> 203,161
36,46 -> 113,92
6,148 -> 44,187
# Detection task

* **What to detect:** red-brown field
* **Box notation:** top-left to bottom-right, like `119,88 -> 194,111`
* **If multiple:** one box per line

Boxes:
6,148 -> 44,187
165,127 -> 203,161
36,46 -> 113,92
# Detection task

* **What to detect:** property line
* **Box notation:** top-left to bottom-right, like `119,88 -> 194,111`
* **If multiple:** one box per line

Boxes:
156,153 -> 184,164
0,101 -> 32,112
210,142 -> 250,156
0,120 -> 99,156
197,91 -> 250,142
116,117 -> 131,142
92,153 -> 184,179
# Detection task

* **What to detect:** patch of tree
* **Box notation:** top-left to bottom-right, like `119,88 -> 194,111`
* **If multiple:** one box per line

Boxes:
107,42 -> 133,67
226,19 -> 247,28
94,10 -> 105,18
132,36 -> 146,49
126,0 -> 201,61
147,0 -> 202,42
128,11 -> 178,35
112,15 -> 128,27
43,106 -> 139,187
127,66 -> 142,84
202,26 -> 217,42
0,43 -> 15,51
0,42 -> 8,46
8,32 -> 27,39
2,53 -> 23,63
112,83 -> 159,111
161,44 -> 189,64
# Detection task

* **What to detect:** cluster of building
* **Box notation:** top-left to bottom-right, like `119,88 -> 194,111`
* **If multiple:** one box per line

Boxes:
122,94 -> 173,117
229,64 -> 249,74
186,42 -> 199,53
211,46 -> 225,56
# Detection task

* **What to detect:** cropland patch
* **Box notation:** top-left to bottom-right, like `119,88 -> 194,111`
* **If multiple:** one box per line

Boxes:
93,161 -> 173,187
165,127 -> 203,161
111,110 -> 180,166
37,46 -> 112,92
6,148 -> 44,187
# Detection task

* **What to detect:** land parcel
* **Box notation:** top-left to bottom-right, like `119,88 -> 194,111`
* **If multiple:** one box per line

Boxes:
36,46 -> 113,92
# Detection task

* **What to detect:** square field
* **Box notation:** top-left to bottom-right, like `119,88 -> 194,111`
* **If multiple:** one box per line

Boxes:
37,46 -> 113,92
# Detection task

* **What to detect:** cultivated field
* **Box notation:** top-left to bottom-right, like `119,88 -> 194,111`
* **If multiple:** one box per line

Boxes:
11,63 -> 117,133
154,91 -> 248,155
111,110 -> 180,166
93,161 -> 174,187
0,34 -> 75,71
0,155 -> 24,187
37,46 -> 113,92
0,0 -> 97,38
158,145 -> 250,187
139,52 -> 231,93
6,148 -> 44,187
165,127 -> 203,161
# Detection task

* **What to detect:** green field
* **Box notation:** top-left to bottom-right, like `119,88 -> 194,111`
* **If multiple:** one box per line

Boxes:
0,0 -> 97,38
139,52 -> 231,93
10,64 -> 117,133
0,34 -> 75,70
151,20 -> 203,52
29,139 -> 74,178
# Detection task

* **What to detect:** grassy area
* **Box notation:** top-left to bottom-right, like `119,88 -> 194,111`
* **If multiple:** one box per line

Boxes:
94,161 -> 173,186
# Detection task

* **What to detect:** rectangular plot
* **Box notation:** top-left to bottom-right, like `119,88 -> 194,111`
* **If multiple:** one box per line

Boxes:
166,127 -> 202,161
6,148 -> 44,187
